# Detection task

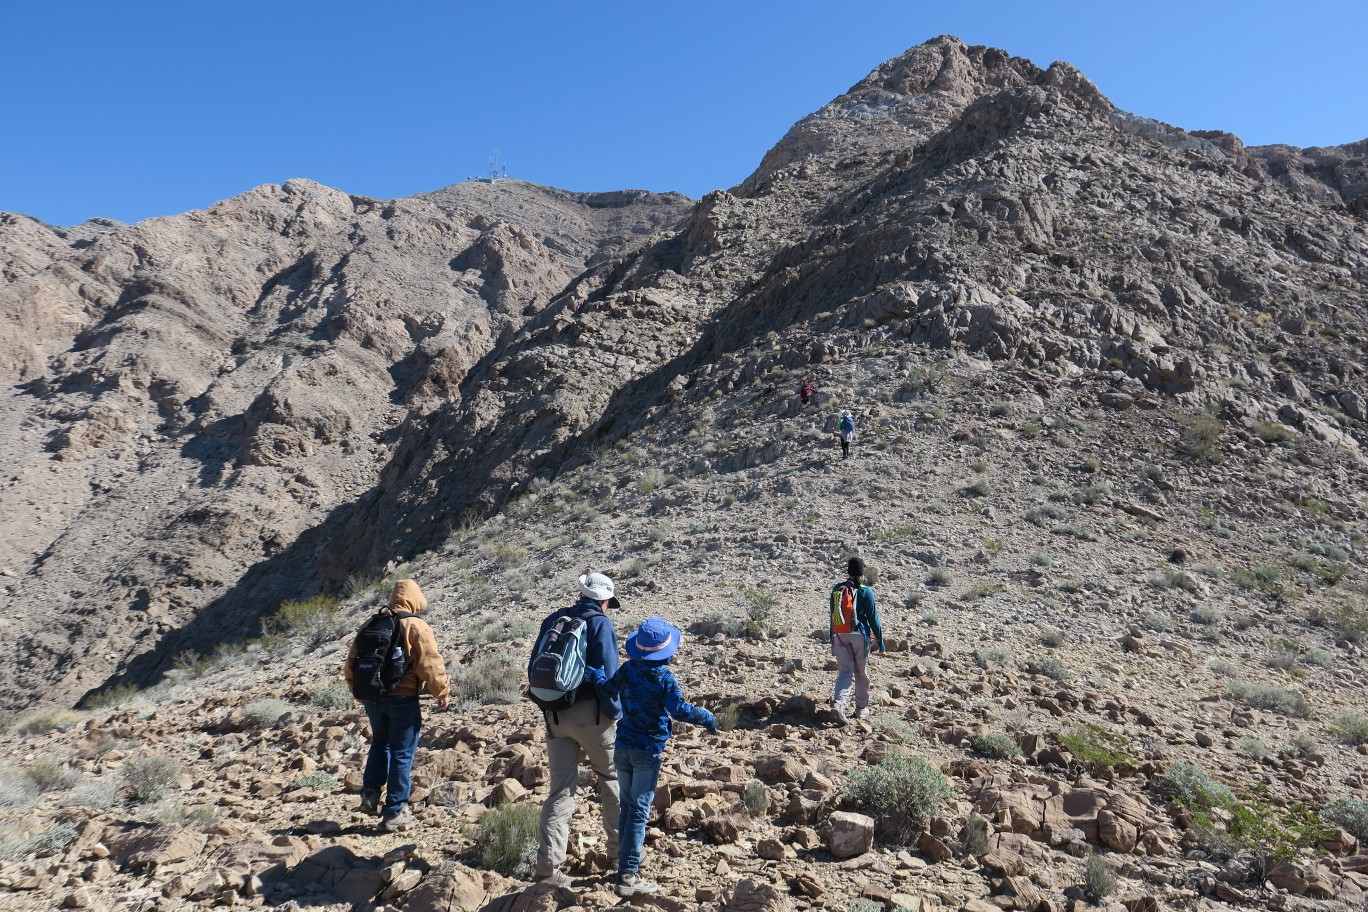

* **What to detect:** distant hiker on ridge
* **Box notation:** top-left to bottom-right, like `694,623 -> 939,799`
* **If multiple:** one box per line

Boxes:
344,579 -> 450,832
838,409 -> 856,459
527,573 -> 624,885
800,377 -> 819,407
828,557 -> 885,725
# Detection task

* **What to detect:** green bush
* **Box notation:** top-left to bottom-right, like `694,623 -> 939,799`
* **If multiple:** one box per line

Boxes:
296,771 -> 337,791
123,756 -> 181,804
973,647 -> 1013,669
964,815 -> 990,856
1027,656 -> 1070,681
1226,681 -> 1310,718
1330,711 -> 1368,745
309,683 -> 353,710
0,771 -> 38,809
742,780 -> 769,817
715,704 -> 741,732
23,760 -> 74,793
61,778 -> 119,810
842,755 -> 954,843
469,802 -> 539,878
1059,724 -> 1135,776
1322,798 -> 1368,841
1178,410 -> 1224,461
449,652 -> 522,706
261,594 -> 347,650
19,822 -> 79,858
80,682 -> 143,710
1156,763 -> 1236,810
1083,853 -> 1118,900
970,732 -> 1022,760
15,712 -> 81,736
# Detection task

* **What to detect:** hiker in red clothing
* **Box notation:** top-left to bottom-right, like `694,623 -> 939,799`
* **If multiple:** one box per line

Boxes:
800,378 -> 818,407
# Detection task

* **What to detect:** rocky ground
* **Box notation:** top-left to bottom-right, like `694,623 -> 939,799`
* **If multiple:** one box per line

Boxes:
1,33 -> 1367,912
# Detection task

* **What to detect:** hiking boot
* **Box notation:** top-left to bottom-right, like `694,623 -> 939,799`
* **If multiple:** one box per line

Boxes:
380,808 -> 415,832
359,789 -> 381,816
831,704 -> 849,727
616,872 -> 659,896
538,870 -> 571,888
853,706 -> 871,720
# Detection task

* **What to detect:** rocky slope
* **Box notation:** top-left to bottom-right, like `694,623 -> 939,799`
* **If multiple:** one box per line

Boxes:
0,33 -> 1366,912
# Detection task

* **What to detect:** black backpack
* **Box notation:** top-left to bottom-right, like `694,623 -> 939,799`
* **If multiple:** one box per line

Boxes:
527,610 -> 602,711
349,611 -> 416,700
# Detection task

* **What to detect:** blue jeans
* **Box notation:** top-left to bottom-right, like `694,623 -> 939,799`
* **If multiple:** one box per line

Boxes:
362,696 -> 422,818
616,747 -> 663,875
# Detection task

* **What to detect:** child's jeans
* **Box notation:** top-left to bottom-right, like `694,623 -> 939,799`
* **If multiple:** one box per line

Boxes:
616,747 -> 663,874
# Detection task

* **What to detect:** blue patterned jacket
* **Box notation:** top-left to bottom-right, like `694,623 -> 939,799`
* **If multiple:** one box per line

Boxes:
586,660 -> 716,751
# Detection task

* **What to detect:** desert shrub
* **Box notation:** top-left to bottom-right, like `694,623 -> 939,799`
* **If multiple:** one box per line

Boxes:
927,568 -> 953,587
842,754 -> 954,843
123,756 -> 180,804
738,585 -> 781,637
310,683 -> 353,710
973,647 -> 1013,669
24,760 -> 76,793
1226,681 -> 1310,718
635,468 -> 669,493
467,612 -> 537,646
1083,853 -> 1118,900
16,712 -> 81,736
715,704 -> 741,732
1076,482 -> 1111,505
1285,734 -> 1319,759
80,682 -> 143,710
1026,504 -> 1065,526
1330,711 -> 1368,745
964,479 -> 991,498
0,771 -> 38,809
449,652 -> 522,706
151,801 -> 218,827
1254,421 -> 1294,443
1040,627 -> 1065,647
964,815 -> 990,856
1059,724 -> 1135,776
1239,738 -> 1272,760
1178,410 -> 1224,461
1189,604 -> 1223,625
243,698 -> 292,728
847,901 -> 882,912
742,780 -> 769,817
1156,763 -> 1235,810
971,732 -> 1022,760
1027,656 -> 1070,681
469,802 -> 539,878
61,778 -> 119,810
19,822 -> 79,858
1322,798 -> 1368,841
1147,568 -> 1201,592
1302,647 -> 1334,668
261,594 -> 347,650
296,771 -> 337,791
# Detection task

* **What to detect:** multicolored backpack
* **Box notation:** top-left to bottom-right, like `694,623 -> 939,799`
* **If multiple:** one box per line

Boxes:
830,580 -> 860,635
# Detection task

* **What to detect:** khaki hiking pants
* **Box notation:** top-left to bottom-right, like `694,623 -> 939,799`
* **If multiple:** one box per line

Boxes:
832,631 -> 870,712
536,697 -> 620,878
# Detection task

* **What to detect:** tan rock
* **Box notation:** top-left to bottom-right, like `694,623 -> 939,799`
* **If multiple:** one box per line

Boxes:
722,877 -> 795,912
826,811 -> 874,858
405,862 -> 490,912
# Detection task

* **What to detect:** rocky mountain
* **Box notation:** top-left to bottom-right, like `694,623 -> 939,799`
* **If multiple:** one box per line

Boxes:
1,34 -> 1367,912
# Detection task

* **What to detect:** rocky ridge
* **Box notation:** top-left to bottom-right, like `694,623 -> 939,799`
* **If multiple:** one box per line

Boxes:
0,33 -> 1367,912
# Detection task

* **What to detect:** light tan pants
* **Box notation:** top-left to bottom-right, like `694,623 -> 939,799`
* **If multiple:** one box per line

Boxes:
535,697 -> 620,878
832,631 -> 871,711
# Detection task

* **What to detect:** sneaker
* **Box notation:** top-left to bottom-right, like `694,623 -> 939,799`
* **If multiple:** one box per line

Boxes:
380,808 -> 415,832
854,706 -> 871,720
616,872 -> 659,897
359,789 -> 381,816
831,704 -> 849,727
538,870 -> 571,888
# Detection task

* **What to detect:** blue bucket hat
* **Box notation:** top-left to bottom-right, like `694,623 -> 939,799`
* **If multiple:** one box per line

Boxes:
625,617 -> 681,662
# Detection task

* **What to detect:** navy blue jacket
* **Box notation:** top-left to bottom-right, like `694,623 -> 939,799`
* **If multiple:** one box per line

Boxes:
529,598 -> 622,720
586,660 -> 716,751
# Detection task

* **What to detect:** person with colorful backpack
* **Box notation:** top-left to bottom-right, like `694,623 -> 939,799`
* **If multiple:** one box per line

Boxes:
584,617 -> 717,896
838,410 -> 856,459
527,572 -> 624,885
344,579 -> 450,832
828,557 -> 885,725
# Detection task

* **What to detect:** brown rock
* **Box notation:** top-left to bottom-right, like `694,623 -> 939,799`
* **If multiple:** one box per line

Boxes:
405,862 -> 492,912
1096,810 -> 1137,853
107,824 -> 207,872
754,754 -> 807,783
722,877 -> 795,912
826,811 -> 875,858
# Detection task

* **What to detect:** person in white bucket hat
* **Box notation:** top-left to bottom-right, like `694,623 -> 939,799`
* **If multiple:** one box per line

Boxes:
527,572 -> 623,885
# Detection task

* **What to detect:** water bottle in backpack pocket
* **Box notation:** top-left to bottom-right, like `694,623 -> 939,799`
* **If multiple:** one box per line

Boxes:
349,611 -> 415,700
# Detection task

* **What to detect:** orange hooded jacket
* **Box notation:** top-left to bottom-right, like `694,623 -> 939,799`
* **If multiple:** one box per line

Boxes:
344,580 -> 450,700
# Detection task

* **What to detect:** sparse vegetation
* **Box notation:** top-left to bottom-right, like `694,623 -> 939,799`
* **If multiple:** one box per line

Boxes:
927,568 -> 953,587
260,594 -> 347,651
970,732 -> 1022,760
1059,724 -> 1135,776
1027,656 -> 1070,681
742,780 -> 768,817
973,647 -> 1013,668
469,802 -> 539,878
1226,681 -> 1310,718
449,652 -> 522,706
1330,711 -> 1368,745
310,682 -> 353,710
243,698 -> 292,727
296,771 -> 337,791
1178,410 -> 1224,461
715,704 -> 741,732
1322,798 -> 1368,841
842,754 -> 954,843
123,756 -> 181,804
1083,853 -> 1118,901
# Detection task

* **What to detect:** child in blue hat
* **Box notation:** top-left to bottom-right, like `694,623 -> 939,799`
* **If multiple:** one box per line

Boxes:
585,616 -> 717,897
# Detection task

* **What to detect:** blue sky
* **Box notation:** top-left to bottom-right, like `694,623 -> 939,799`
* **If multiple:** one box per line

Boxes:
2,1 -> 1364,226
